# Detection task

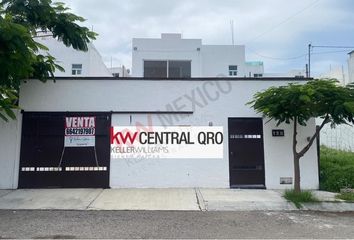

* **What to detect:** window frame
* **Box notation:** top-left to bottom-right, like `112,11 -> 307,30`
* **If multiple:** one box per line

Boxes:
72,64 -> 83,76
228,65 -> 238,76
143,60 -> 191,78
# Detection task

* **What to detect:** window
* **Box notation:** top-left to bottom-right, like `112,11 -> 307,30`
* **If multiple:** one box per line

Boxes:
72,64 -> 82,75
143,60 -> 191,78
144,61 -> 167,78
254,73 -> 263,78
229,65 -> 237,76
168,61 -> 191,78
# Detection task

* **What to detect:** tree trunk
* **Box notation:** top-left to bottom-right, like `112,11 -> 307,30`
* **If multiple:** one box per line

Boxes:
293,155 -> 301,193
292,117 -> 301,193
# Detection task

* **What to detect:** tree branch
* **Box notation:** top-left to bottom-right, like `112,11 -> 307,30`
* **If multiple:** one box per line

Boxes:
298,115 -> 329,157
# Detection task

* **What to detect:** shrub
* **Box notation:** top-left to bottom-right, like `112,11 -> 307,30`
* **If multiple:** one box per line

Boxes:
319,146 -> 354,192
336,192 -> 354,202
284,190 -> 318,208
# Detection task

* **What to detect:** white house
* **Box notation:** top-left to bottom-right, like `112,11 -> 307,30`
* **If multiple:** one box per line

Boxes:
37,36 -> 112,77
132,33 -> 264,78
0,77 -> 318,190
109,66 -> 130,77
264,69 -> 306,78
313,51 -> 354,86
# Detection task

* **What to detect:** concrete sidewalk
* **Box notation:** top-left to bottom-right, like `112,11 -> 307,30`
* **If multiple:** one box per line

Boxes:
0,188 -> 296,211
0,188 -> 352,211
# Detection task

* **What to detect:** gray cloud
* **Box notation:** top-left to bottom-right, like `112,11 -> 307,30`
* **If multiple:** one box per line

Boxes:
61,0 -> 354,75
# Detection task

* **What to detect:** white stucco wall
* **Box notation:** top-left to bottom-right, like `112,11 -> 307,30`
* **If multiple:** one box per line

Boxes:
132,34 -> 202,77
201,45 -> 246,77
263,119 -> 319,189
0,111 -> 22,189
37,37 -> 111,77
17,79 -> 319,189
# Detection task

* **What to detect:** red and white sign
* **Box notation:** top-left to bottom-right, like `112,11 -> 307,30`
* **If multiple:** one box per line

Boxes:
110,126 -> 224,159
64,116 -> 96,147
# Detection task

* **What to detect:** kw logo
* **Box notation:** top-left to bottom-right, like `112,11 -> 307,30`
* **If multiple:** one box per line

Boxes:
110,127 -> 138,144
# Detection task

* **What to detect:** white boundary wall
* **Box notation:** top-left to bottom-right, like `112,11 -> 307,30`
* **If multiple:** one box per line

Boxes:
0,110 -> 22,189
0,79 -> 319,189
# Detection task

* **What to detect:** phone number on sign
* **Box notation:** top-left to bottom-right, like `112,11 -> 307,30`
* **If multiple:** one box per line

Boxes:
65,127 -> 95,135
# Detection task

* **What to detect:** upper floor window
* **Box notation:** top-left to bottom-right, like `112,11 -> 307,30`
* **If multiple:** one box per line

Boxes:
72,64 -> 82,75
144,61 -> 167,78
229,65 -> 238,76
144,60 -> 191,78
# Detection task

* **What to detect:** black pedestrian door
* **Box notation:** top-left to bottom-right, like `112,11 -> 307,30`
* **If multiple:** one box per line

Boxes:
228,118 -> 265,188
19,112 -> 111,188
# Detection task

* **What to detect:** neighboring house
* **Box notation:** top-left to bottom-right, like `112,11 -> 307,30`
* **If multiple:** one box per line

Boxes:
348,50 -> 354,84
318,65 -> 348,85
109,66 -> 130,77
245,61 -> 264,77
132,33 -> 264,78
314,51 -> 354,85
264,69 -> 306,78
37,36 -> 112,77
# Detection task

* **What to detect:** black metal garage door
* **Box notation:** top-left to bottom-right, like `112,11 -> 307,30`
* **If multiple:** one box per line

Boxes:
228,118 -> 265,188
19,112 -> 111,188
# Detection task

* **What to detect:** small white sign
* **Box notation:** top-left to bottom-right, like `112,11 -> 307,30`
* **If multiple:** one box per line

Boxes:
111,126 -> 224,159
64,116 -> 96,147
64,135 -> 95,147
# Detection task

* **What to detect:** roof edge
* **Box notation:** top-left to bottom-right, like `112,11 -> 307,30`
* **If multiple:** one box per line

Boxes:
31,77 -> 313,81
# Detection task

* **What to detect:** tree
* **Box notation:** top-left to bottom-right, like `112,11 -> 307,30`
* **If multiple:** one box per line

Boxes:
0,0 -> 97,121
249,79 -> 354,192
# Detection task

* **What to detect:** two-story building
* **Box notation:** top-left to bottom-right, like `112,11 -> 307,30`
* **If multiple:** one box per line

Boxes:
132,33 -> 263,78
0,34 -> 320,190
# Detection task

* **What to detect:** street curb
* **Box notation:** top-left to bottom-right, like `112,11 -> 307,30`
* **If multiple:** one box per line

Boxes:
302,202 -> 354,212
194,188 -> 207,211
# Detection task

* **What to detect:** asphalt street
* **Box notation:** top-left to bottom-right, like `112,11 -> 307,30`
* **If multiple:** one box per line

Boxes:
0,210 -> 353,239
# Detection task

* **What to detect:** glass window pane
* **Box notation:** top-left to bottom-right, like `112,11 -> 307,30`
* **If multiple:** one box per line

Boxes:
168,61 -> 191,78
72,64 -> 82,69
229,65 -> 238,70
144,61 -> 167,78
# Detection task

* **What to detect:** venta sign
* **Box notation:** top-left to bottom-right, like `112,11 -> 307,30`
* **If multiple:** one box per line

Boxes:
64,116 -> 96,147
110,126 -> 223,159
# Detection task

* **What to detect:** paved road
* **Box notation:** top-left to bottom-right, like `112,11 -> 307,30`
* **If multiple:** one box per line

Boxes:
0,210 -> 353,239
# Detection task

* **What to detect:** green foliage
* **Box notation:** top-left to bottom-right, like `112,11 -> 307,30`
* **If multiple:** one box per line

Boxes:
0,86 -> 18,121
1,0 -> 97,51
0,0 -> 97,121
336,192 -> 354,202
284,190 -> 318,208
320,146 -> 354,192
249,79 -> 354,127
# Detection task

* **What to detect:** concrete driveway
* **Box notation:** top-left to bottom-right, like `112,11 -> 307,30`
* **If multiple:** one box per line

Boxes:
88,188 -> 199,210
0,188 -> 297,211
198,189 -> 296,211
0,189 -> 102,210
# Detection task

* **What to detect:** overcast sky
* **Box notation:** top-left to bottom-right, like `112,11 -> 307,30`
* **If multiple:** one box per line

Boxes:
61,0 -> 354,76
